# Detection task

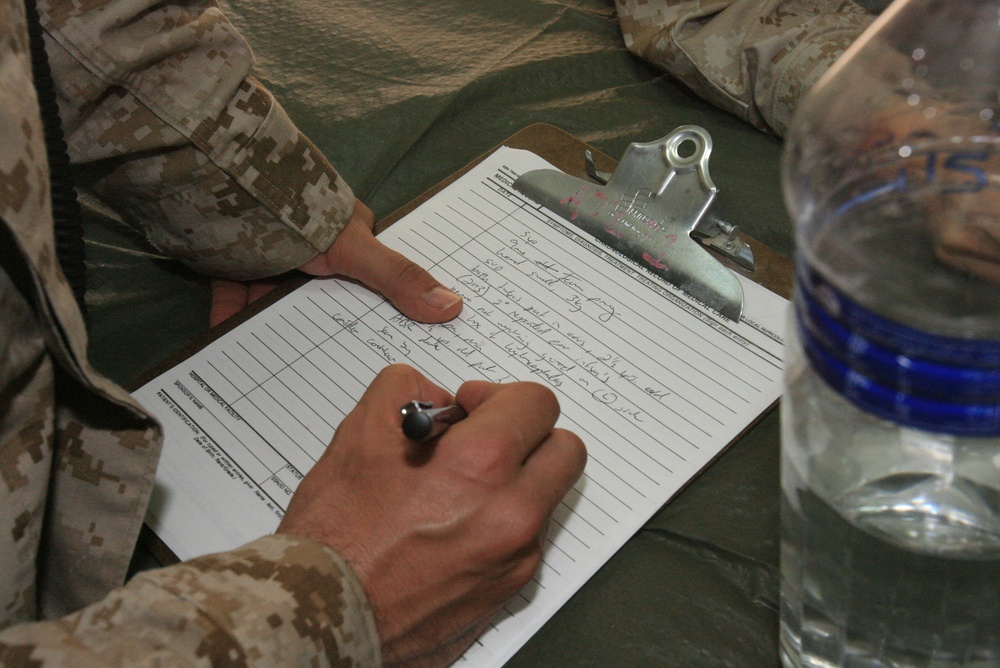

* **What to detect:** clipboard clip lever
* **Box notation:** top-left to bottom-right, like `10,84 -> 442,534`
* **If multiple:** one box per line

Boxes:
514,126 -> 754,320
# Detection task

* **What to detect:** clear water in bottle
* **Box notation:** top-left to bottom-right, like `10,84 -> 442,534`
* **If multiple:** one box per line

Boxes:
781,345 -> 1000,668
778,0 -> 1000,663
780,188 -> 1000,667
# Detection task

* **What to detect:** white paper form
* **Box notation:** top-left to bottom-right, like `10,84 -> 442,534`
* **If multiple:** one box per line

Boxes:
133,146 -> 787,667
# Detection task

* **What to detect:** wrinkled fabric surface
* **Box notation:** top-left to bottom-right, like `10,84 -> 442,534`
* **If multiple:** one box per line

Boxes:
615,0 -> 876,136
86,0 -> 802,665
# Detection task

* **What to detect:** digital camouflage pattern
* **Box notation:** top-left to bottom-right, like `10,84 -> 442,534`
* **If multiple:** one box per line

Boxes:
44,0 -> 356,279
0,0 -> 379,664
614,0 -> 879,136
1,536 -> 379,666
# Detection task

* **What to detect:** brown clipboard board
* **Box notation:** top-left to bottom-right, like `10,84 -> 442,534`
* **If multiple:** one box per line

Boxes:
134,122 -> 793,568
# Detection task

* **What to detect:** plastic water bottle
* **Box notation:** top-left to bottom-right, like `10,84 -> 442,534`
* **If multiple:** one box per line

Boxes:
779,1 -> 1000,666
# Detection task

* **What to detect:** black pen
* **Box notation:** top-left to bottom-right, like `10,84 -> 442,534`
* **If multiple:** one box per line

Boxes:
400,400 -> 468,444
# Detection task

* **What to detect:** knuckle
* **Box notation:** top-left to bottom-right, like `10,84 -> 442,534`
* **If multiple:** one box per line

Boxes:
451,438 -> 509,483
558,428 -> 588,468
380,363 -> 414,378
509,550 -> 543,590
512,382 -> 561,425
520,381 -> 559,412
391,254 -> 432,287
472,496 -> 547,563
496,497 -> 548,553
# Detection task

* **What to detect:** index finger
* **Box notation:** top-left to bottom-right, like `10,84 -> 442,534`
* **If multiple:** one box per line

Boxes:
336,364 -> 455,452
447,380 -> 562,465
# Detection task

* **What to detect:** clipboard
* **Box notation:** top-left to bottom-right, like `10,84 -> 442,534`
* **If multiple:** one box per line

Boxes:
129,124 -> 791,666
134,122 -> 792,605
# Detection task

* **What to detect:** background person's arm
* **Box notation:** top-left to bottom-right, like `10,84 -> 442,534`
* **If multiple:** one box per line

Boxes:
614,0 -> 877,136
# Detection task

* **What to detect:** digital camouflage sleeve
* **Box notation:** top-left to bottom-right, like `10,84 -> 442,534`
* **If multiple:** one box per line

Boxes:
1,536 -> 380,666
46,0 -> 357,280
614,0 -> 883,136
1,0 -> 380,664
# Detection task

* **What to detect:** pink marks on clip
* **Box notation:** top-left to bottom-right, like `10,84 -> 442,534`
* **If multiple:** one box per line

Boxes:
643,253 -> 668,270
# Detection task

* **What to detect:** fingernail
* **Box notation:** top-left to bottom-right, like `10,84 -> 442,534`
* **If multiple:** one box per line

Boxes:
424,286 -> 462,311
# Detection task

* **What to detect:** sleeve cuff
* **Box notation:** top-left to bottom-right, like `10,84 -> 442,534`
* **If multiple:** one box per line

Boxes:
191,77 -> 355,258
127,534 -> 382,666
79,76 -> 355,280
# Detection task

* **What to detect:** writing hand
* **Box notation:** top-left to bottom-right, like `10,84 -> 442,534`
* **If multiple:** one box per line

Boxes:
209,200 -> 464,327
277,365 -> 587,667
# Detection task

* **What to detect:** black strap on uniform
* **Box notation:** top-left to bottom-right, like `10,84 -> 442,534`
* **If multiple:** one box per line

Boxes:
24,0 -> 87,313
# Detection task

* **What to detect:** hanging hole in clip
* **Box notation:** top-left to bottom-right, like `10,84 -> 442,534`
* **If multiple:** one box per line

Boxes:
664,130 -> 706,171
676,139 -> 698,159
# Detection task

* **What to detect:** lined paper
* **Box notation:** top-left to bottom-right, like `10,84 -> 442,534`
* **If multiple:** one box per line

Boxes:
133,147 -> 787,666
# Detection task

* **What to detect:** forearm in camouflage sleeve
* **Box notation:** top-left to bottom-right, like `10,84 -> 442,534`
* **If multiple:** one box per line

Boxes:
43,0 -> 354,280
0,535 -> 381,667
72,74 -> 355,281
615,0 -> 875,136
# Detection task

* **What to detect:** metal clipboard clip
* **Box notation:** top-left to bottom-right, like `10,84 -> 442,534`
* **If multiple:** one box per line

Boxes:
512,126 -> 754,320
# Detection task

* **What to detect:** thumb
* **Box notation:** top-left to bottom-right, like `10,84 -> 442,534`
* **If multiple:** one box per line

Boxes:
300,206 -> 463,323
